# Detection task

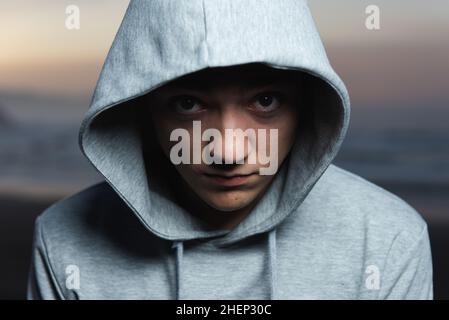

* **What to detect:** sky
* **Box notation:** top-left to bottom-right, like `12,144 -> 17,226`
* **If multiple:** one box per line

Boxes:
0,0 -> 448,108
0,1 -> 448,198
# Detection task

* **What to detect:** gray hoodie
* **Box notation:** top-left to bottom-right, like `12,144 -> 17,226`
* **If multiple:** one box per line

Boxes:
27,0 -> 433,300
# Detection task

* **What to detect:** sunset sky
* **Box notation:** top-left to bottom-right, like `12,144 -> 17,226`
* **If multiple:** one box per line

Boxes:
1,0 -> 448,108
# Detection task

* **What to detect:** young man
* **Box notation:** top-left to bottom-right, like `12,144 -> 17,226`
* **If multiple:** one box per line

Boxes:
28,0 -> 433,299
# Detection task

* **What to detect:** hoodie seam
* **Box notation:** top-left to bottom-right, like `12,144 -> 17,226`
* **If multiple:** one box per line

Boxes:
378,225 -> 429,299
201,0 -> 209,63
36,217 -> 66,300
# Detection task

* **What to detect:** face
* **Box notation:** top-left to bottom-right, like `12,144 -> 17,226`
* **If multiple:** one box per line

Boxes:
146,64 -> 302,212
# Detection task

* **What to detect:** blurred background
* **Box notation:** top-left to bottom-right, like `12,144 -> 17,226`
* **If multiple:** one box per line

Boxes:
0,0 -> 448,299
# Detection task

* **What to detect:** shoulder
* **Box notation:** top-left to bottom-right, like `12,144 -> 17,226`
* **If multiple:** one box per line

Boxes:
36,181 -> 124,236
34,181 -> 145,262
303,164 -> 427,241
31,181 -> 164,299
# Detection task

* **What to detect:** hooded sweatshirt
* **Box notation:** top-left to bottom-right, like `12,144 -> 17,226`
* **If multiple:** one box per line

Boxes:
27,0 -> 433,300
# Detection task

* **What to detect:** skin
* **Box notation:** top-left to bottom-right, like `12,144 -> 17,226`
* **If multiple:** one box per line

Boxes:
143,63 -> 303,231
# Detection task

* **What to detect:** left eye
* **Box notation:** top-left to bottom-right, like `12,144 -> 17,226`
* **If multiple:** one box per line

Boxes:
252,92 -> 282,112
171,95 -> 203,114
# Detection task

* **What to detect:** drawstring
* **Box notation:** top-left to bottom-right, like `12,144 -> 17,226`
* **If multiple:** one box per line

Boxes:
172,241 -> 184,300
268,228 -> 278,300
171,229 -> 278,300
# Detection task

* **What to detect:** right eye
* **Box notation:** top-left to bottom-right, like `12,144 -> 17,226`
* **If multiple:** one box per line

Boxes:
170,95 -> 204,114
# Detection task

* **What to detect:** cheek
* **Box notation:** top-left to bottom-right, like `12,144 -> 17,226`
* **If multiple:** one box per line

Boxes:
280,116 -> 298,146
266,112 -> 298,159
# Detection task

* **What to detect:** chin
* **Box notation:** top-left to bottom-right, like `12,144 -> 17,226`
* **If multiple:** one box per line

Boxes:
204,190 -> 256,213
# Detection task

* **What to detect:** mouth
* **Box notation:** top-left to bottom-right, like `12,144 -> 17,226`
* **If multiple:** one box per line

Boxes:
203,172 -> 257,187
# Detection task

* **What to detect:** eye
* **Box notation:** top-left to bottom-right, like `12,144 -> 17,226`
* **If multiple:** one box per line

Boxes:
170,95 -> 203,114
252,92 -> 282,112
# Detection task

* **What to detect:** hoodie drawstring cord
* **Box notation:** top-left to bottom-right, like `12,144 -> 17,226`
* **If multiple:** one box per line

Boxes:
171,229 -> 277,300
268,228 -> 277,300
172,241 -> 184,300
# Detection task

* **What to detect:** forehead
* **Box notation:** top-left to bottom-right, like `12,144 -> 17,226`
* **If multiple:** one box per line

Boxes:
157,63 -> 303,93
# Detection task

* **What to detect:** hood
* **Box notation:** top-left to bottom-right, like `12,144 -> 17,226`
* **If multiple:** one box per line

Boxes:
79,0 -> 350,251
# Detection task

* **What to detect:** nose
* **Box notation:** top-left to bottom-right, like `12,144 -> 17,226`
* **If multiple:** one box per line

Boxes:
207,109 -> 253,165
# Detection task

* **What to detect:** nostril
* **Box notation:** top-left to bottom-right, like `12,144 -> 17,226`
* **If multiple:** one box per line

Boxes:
209,162 -> 240,172
206,134 -> 249,165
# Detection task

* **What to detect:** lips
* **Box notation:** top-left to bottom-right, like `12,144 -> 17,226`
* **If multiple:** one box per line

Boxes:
203,172 -> 256,187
